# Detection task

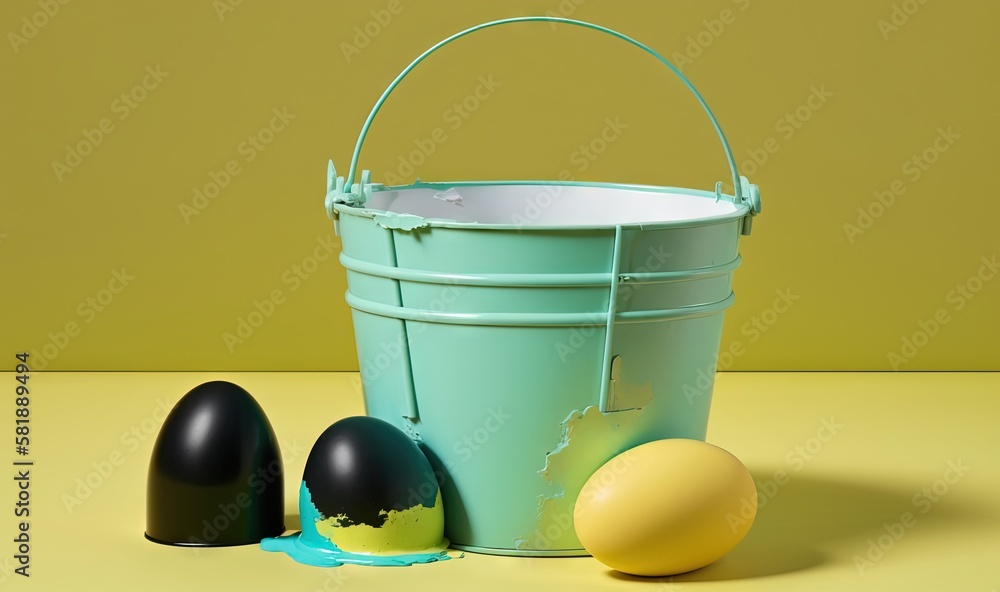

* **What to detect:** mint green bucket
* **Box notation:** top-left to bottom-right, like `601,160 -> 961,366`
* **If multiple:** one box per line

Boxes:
325,17 -> 762,556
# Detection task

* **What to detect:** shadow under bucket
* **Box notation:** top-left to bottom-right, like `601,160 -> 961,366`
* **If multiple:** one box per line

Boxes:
325,17 -> 763,556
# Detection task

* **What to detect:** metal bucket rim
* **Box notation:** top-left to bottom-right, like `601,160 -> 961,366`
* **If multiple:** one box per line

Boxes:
336,180 -> 750,231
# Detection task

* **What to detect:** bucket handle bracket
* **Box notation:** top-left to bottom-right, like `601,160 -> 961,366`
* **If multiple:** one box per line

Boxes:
717,177 -> 762,235
326,160 -> 377,228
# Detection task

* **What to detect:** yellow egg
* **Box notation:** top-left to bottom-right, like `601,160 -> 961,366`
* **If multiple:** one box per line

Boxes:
574,438 -> 757,576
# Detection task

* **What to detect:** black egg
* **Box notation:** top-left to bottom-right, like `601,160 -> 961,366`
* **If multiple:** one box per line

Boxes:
145,381 -> 284,546
303,416 -> 439,526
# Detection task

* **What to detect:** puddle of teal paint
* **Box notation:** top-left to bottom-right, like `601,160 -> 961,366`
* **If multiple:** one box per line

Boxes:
260,534 -> 451,567
260,482 -> 453,567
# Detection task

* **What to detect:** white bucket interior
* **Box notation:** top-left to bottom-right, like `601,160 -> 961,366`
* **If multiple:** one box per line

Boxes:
364,184 -> 739,226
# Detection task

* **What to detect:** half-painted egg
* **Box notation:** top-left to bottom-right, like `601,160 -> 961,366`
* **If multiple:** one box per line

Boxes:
261,416 -> 450,567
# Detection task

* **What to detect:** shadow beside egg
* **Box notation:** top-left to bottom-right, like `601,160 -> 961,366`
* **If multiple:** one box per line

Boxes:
418,442 -> 472,546
608,469 -> 944,583
604,469 -> 994,582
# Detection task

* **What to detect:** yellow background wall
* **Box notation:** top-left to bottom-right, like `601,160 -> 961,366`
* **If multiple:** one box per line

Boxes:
1,0 -> 996,371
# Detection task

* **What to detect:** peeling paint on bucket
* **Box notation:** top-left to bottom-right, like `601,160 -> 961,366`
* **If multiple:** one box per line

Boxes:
519,382 -> 654,551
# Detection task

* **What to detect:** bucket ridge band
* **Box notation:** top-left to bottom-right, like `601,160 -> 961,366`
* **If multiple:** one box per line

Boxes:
344,291 -> 735,327
340,253 -> 742,287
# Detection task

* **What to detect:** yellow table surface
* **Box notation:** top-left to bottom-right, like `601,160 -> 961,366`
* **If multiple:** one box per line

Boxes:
1,372 -> 997,591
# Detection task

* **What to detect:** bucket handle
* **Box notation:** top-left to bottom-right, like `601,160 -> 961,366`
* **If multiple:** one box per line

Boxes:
342,16 -> 748,203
